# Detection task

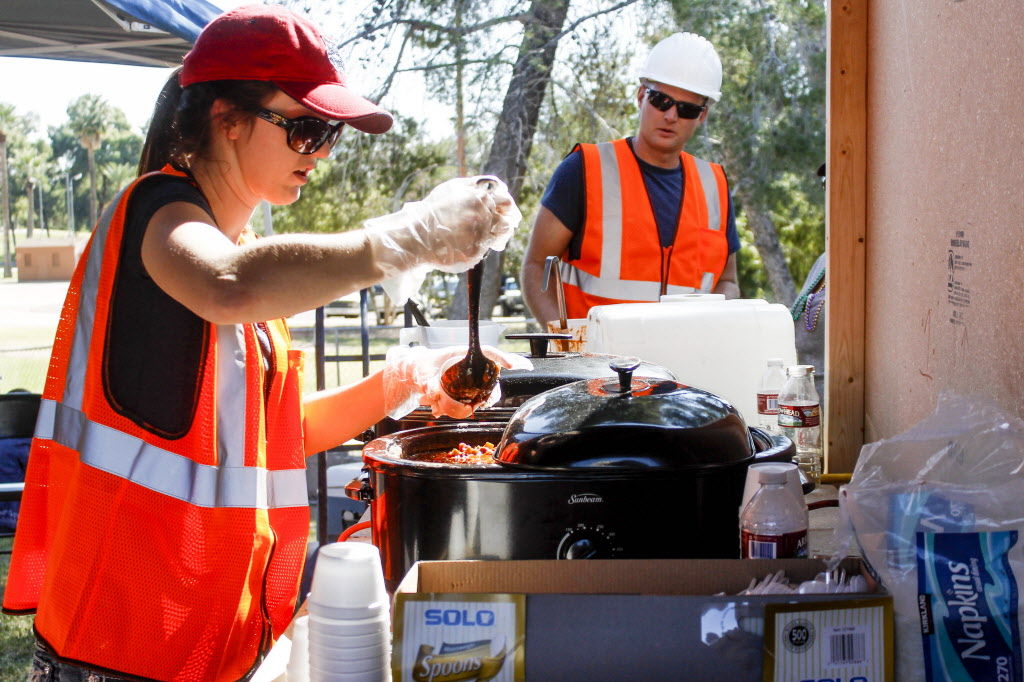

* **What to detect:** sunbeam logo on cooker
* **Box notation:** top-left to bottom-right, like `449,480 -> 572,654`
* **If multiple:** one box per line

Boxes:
412,638 -> 508,682
568,492 -> 603,504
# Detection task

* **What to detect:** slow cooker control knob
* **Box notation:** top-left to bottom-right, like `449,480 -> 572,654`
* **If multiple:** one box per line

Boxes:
564,538 -> 597,560
556,524 -> 621,560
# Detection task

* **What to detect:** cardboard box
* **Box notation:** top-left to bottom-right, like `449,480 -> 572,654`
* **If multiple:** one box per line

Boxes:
392,558 -> 893,682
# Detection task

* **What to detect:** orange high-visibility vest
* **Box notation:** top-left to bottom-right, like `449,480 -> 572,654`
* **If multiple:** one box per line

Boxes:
3,170 -> 309,681
559,139 -> 730,318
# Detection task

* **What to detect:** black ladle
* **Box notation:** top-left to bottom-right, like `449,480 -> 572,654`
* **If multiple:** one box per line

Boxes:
439,179 -> 501,407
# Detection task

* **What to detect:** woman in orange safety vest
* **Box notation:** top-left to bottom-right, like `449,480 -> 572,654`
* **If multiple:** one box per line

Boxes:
3,5 -> 521,680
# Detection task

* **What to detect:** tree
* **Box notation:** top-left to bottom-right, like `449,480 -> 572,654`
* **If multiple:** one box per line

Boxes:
67,94 -> 116,228
272,114 -> 452,235
10,139 -> 52,239
465,0 -> 572,316
0,103 -> 38,273
52,102 -> 140,232
319,0 -> 637,318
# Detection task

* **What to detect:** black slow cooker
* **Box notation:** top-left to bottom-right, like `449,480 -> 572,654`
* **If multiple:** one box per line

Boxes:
349,358 -> 796,588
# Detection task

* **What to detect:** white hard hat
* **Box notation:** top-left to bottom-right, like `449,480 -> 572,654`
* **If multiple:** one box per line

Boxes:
638,32 -> 722,102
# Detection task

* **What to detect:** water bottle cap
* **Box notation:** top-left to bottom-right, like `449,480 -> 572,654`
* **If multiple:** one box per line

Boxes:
767,358 -> 784,366
758,469 -> 788,485
787,364 -> 814,377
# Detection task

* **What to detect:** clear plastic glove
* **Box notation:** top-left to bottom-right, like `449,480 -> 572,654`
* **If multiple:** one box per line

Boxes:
383,345 -> 533,420
364,176 -> 522,303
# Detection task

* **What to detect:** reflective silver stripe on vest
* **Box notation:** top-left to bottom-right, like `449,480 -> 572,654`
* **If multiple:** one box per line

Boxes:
558,260 -> 698,299
693,157 -> 722,232
216,324 -> 249,469
701,272 -> 715,293
597,142 -> 623,278
64,187 -> 128,410
35,398 -> 307,509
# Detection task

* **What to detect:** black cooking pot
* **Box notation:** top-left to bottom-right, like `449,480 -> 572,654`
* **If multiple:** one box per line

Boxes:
373,333 -> 676,436
351,359 -> 796,588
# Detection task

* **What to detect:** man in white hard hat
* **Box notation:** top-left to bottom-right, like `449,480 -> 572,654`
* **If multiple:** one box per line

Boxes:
522,32 -> 740,329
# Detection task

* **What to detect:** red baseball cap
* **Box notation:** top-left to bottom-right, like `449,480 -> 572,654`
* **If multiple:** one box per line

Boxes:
181,4 -> 393,134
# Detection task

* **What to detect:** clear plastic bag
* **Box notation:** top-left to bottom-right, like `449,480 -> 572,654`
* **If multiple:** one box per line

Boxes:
834,392 -> 1024,682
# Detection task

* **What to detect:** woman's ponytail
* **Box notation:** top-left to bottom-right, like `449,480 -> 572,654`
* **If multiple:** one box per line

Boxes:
138,69 -> 185,175
137,69 -> 274,175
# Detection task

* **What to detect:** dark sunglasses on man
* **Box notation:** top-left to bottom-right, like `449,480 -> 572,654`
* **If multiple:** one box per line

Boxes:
256,108 -> 344,155
644,87 -> 707,120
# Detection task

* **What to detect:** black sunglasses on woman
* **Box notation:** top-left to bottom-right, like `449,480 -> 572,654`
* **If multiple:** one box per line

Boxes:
256,108 -> 344,154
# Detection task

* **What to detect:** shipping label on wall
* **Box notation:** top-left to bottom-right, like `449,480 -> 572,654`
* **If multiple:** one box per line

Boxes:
393,593 -> 525,682
947,230 -> 973,326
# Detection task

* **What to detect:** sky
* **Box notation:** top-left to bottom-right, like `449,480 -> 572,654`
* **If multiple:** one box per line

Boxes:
0,58 -> 175,134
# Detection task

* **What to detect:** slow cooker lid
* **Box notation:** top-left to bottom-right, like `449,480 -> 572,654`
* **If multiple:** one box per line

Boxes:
497,333 -> 676,404
495,357 -> 753,471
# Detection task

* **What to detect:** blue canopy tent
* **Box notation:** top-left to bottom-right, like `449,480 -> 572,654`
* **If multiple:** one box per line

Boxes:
0,0 -> 221,67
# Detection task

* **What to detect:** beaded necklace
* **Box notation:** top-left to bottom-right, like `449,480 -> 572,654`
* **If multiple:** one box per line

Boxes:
804,284 -> 826,332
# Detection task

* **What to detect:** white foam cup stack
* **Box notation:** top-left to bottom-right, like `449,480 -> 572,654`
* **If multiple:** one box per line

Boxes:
307,543 -> 392,682
307,647 -> 390,668
309,543 -> 388,613
309,622 -> 385,647
309,666 -> 391,682
307,612 -> 389,635
286,615 -> 310,682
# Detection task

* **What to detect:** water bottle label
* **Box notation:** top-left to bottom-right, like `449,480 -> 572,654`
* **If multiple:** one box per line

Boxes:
757,392 -> 779,415
742,530 -> 809,559
778,403 -> 820,427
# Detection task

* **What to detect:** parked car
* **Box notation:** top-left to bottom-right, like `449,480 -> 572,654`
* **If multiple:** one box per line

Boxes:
325,286 -> 397,326
496,276 -> 525,317
421,274 -> 460,318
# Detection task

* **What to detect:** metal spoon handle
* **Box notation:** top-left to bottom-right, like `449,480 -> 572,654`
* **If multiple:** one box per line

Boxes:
467,260 -> 483,361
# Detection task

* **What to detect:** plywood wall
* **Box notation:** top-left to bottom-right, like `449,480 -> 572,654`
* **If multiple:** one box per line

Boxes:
862,0 -> 1024,440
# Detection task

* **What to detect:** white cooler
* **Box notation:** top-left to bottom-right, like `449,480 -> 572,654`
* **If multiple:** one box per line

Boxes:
583,297 -> 798,424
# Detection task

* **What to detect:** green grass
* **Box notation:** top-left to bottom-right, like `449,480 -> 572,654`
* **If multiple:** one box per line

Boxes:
0,540 -> 35,680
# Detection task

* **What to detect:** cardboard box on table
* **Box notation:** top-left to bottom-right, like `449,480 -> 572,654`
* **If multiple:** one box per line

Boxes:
392,558 -> 893,682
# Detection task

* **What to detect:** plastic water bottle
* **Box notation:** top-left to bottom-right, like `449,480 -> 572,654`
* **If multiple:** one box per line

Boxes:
756,358 -> 786,435
740,468 -> 809,559
778,365 -> 822,485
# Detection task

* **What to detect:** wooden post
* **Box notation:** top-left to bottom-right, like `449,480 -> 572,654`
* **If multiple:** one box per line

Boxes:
825,0 -> 868,472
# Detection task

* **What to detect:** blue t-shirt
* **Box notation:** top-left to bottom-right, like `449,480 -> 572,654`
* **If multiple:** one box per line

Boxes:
541,138 -> 740,258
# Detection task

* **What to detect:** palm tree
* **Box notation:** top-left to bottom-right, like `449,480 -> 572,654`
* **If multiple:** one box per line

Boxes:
11,142 -> 50,239
67,95 -> 113,228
